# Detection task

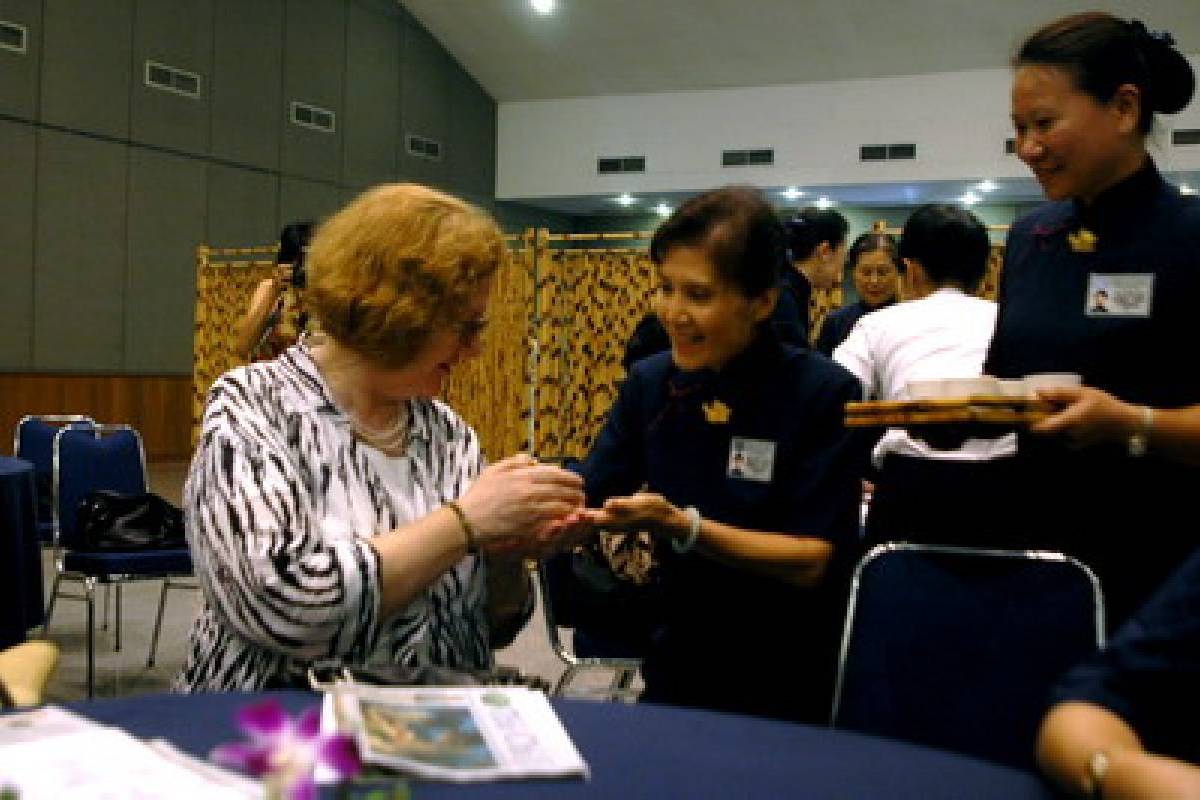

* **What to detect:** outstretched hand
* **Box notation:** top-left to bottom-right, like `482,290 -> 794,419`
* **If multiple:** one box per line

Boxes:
1031,386 -> 1141,449
586,492 -> 683,538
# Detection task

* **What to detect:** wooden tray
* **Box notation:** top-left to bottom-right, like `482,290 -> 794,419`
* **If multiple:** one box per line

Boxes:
845,396 -> 1052,428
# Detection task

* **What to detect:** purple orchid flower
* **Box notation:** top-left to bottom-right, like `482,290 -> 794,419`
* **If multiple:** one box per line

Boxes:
211,699 -> 361,800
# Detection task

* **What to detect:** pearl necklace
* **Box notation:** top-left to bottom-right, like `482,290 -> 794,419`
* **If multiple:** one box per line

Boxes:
350,404 -> 409,453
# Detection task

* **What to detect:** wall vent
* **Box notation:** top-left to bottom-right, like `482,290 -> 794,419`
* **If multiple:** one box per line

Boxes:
722,148 -> 774,167
0,20 -> 27,53
1005,138 -> 1016,155
596,156 -> 645,174
407,133 -> 443,161
859,143 -> 917,161
1172,129 -> 1200,146
144,60 -> 202,98
290,101 -> 336,133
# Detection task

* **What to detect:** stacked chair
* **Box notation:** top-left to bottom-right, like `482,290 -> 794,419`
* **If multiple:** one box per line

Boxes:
13,415 -> 96,544
831,542 -> 1105,769
41,424 -> 192,698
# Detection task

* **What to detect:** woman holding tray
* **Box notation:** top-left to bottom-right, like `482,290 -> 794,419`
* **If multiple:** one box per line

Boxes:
984,11 -> 1199,627
573,185 -> 863,723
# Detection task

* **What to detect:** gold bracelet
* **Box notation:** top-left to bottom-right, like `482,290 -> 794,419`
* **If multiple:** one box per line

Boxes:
445,501 -> 478,553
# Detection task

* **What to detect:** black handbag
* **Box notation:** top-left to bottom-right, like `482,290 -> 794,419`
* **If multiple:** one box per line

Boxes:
74,490 -> 187,552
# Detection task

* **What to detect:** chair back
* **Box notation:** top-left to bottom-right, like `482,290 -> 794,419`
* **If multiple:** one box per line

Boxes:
52,424 -> 148,549
14,415 -> 96,535
831,542 -> 1104,769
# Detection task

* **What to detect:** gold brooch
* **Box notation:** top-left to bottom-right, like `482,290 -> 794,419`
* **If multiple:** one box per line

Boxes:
1067,228 -> 1098,253
702,399 -> 731,424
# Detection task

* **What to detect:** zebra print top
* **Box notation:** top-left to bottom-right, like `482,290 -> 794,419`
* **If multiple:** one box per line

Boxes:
174,341 -> 490,692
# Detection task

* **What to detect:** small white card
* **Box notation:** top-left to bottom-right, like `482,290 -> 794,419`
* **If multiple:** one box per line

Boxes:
1085,273 -> 1154,318
727,437 -> 776,483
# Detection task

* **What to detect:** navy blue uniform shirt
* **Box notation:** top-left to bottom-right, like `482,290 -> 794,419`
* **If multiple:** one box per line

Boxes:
1053,546 -> 1200,766
772,268 -> 813,347
579,332 -> 862,720
983,161 -> 1200,626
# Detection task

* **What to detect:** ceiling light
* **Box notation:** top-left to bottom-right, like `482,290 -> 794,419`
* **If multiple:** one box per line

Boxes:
1181,183 -> 1196,196
815,197 -> 834,210
960,191 -> 982,206
977,179 -> 998,193
654,202 -> 672,217
615,193 -> 636,207
530,0 -> 555,14
781,187 -> 805,201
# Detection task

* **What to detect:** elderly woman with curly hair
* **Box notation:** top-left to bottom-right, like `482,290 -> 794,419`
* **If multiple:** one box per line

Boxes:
176,184 -> 586,692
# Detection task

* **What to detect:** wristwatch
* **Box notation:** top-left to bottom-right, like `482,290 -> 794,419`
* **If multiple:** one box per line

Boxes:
1127,405 -> 1154,458
1086,749 -> 1110,798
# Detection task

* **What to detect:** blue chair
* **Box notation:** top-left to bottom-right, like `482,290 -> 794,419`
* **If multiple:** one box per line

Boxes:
12,415 -> 96,544
42,424 -> 192,697
831,542 -> 1104,769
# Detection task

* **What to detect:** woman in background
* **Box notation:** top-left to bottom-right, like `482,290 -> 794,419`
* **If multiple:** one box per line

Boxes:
816,231 -> 900,356
233,222 -> 313,361
772,207 -> 849,347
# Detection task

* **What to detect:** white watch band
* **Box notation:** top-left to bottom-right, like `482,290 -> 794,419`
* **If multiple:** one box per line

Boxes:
672,506 -> 702,553
1127,405 -> 1154,458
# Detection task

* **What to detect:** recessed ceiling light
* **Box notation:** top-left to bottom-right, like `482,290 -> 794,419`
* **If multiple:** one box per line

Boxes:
960,191 -> 982,206
781,187 -> 805,201
815,197 -> 834,210
530,0 -> 555,14
1180,183 -> 1196,195
977,179 -> 998,193
654,202 -> 672,217
615,193 -> 636,206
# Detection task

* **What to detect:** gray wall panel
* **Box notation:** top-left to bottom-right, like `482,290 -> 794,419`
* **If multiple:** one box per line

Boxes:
210,0 -> 282,170
130,0 -> 213,156
0,120 -> 36,368
398,18 -> 450,186
281,0 -> 344,182
0,0 -> 42,119
448,68 -> 495,198
40,0 -> 132,137
126,149 -> 206,373
34,130 -> 127,370
342,2 -> 399,186
206,164 -> 278,248
279,176 -> 342,229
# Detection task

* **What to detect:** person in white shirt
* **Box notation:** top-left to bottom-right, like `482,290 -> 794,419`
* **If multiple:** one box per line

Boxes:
833,204 -> 1017,547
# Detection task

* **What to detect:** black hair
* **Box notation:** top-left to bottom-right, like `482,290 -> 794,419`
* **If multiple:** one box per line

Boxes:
785,208 -> 849,262
1015,12 -> 1195,133
899,204 -> 990,292
649,185 -> 787,297
847,231 -> 900,272
277,221 -> 314,287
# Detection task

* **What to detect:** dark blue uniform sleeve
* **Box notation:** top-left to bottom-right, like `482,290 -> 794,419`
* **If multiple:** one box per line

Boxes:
1052,547 -> 1200,764
577,365 -> 650,506
772,287 -> 808,348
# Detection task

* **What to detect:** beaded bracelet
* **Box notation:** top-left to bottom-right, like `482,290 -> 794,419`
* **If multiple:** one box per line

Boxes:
445,501 -> 479,553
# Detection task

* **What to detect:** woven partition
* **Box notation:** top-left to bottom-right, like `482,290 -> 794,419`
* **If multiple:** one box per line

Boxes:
191,244 -> 279,444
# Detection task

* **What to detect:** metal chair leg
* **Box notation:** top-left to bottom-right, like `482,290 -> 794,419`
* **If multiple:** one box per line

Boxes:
84,577 -> 96,700
101,584 -> 111,632
114,583 -> 122,652
147,581 -> 170,667
42,572 -> 63,636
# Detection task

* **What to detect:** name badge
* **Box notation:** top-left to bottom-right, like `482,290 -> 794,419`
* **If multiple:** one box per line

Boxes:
1085,273 -> 1154,318
728,437 -> 776,483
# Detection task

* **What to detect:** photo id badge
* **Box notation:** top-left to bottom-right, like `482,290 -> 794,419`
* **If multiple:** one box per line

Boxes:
727,437 -> 776,483
1085,273 -> 1154,318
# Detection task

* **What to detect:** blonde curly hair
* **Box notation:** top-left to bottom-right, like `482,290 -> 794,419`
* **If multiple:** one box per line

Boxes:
305,184 -> 504,368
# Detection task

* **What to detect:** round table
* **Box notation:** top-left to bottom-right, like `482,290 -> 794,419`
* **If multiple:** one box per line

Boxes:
0,456 -> 44,649
70,690 -> 1057,799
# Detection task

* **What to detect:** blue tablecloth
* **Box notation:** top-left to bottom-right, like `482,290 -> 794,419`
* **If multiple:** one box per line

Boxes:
71,691 -> 1057,798
0,456 -> 43,649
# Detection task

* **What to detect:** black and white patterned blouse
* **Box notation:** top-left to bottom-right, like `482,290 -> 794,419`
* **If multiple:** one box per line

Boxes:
174,341 -> 490,692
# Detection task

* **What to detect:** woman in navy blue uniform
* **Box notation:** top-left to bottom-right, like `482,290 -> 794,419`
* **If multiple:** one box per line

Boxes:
772,208 -> 849,348
984,12 -> 1199,628
576,186 -> 863,723
815,231 -> 900,356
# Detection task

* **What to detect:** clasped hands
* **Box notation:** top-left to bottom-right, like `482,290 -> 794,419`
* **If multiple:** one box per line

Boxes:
455,455 -> 686,558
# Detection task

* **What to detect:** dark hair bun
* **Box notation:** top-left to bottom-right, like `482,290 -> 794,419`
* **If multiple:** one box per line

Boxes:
1143,38 -> 1195,114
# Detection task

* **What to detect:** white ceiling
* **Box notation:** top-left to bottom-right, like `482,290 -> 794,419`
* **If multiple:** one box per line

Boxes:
398,0 -> 1200,215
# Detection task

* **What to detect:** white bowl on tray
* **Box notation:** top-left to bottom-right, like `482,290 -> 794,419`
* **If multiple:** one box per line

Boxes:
1023,373 -> 1082,396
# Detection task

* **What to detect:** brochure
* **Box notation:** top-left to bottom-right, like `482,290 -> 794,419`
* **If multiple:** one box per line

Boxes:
324,685 -> 589,783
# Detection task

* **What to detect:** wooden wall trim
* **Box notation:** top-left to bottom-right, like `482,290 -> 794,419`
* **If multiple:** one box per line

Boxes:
0,374 -> 193,462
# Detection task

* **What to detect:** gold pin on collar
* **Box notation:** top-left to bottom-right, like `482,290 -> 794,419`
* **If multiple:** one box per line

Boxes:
1067,228 -> 1098,253
702,399 -> 732,424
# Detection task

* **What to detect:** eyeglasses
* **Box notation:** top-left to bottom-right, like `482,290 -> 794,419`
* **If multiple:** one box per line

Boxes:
454,316 -> 490,344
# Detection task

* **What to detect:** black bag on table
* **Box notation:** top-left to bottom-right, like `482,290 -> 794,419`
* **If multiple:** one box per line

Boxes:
74,490 -> 187,552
